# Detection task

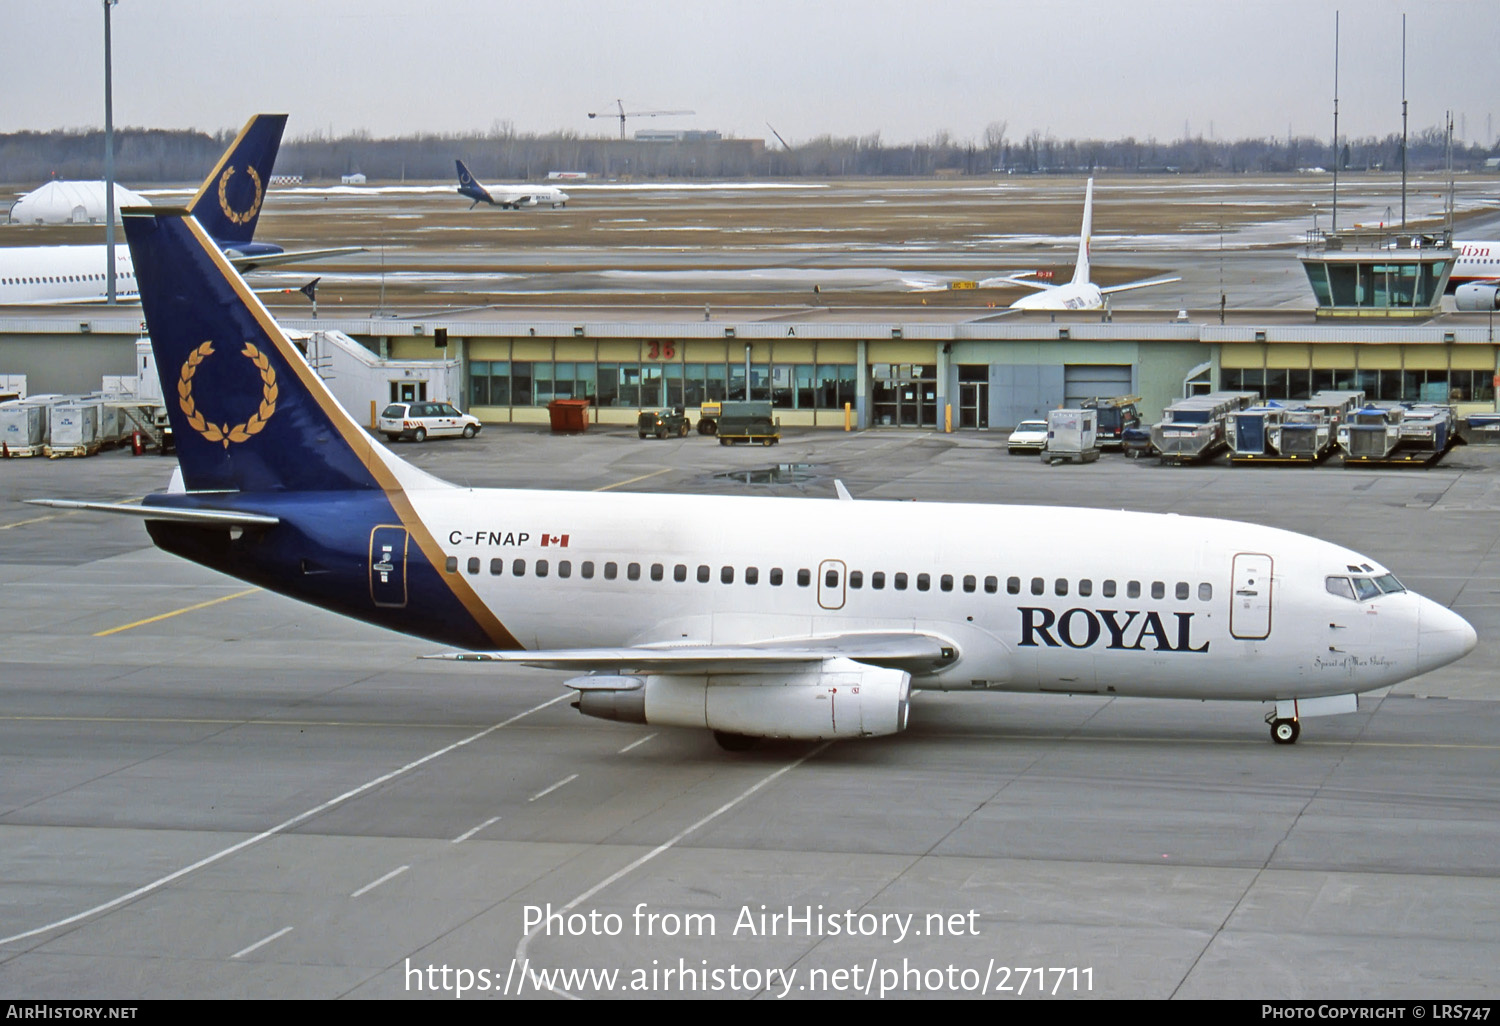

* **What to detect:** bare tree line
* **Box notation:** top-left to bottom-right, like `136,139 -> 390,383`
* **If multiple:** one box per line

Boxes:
1,122 -> 1495,184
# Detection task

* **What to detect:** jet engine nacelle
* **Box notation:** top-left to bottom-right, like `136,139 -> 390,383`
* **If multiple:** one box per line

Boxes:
570,657 -> 912,740
1455,283 -> 1500,312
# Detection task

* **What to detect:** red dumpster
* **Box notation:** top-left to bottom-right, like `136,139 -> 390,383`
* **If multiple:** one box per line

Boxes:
546,398 -> 592,433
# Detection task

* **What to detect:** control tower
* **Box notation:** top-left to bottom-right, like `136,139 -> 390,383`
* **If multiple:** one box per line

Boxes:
1300,228 -> 1455,319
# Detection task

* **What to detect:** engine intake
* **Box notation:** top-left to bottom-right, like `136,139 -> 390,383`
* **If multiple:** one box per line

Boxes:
1456,283 -> 1500,312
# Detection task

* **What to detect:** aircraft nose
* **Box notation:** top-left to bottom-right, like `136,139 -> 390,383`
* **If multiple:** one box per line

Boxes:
1418,600 -> 1478,671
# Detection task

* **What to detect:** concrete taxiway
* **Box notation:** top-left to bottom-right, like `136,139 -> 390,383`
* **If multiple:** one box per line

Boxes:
1,429 -> 1498,999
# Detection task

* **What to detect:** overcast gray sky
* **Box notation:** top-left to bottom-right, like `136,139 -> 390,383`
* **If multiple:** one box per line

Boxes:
3,0 -> 1496,147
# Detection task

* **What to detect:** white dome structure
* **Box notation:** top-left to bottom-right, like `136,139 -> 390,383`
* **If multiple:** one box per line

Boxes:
7,181 -> 150,225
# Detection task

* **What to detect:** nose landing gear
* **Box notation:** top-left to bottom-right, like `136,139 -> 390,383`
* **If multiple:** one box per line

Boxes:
1267,714 -> 1300,745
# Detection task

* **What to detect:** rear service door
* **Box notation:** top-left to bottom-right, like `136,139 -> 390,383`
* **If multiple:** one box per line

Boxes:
1230,552 -> 1273,639
370,526 -> 410,608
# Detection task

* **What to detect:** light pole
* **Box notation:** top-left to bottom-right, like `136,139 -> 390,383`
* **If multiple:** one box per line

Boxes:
103,0 -> 119,304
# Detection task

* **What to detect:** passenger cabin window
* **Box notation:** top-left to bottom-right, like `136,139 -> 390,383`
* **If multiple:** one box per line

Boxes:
491,558 -> 504,575
770,568 -> 784,586
1079,579 -> 1092,597
797,569 -> 811,587
984,576 -> 997,594
894,573 -> 908,591
650,563 -> 664,582
849,571 -> 863,589
582,562 -> 595,579
513,559 -> 526,576
604,562 -> 618,580
1127,581 -> 1141,599
675,564 -> 688,583
536,560 -> 549,578
559,561 -> 572,579
1175,582 -> 1189,600
872,571 -> 886,590
1103,580 -> 1117,598
940,574 -> 953,592
467,557 -> 480,575
962,575 -> 975,593
1198,582 -> 1212,601
745,567 -> 759,585
916,574 -> 930,592
445,556 -> 458,574
627,562 -> 641,581
1030,577 -> 1044,596
1007,576 -> 1020,595
1151,581 -> 1164,599
1054,578 -> 1068,596
697,565 -> 710,583
723,566 -> 736,584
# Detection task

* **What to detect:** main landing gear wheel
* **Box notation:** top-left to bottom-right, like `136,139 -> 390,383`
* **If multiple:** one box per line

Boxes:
713,730 -> 760,752
1270,718 -> 1300,745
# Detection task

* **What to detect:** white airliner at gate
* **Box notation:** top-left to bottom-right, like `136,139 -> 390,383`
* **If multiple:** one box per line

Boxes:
1230,552 -> 1273,639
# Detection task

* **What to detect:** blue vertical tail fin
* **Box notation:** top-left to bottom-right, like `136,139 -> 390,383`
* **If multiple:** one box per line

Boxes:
455,159 -> 493,205
187,113 -> 288,247
123,206 -> 396,495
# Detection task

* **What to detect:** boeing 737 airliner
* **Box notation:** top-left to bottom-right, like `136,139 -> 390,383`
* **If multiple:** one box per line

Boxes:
0,114 -> 359,305
455,160 -> 569,210
32,208 -> 1476,749
1004,178 -> 1181,311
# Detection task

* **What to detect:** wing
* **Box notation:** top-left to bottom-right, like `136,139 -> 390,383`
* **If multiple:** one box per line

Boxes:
229,247 -> 366,273
1099,275 -> 1182,296
427,631 -> 957,675
981,274 -> 1056,292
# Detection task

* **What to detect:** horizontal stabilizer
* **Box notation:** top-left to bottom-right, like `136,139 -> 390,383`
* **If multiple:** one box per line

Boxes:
428,631 -> 956,675
26,499 -> 279,527
229,246 -> 366,273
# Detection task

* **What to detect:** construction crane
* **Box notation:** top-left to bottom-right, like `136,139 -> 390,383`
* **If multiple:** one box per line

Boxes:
588,100 -> 695,141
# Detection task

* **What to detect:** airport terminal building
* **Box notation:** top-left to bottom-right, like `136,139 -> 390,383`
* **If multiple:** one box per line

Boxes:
3,312 -> 1497,429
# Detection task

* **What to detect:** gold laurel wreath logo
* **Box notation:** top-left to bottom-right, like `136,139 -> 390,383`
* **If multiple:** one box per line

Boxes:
217,165 -> 264,226
178,341 -> 278,448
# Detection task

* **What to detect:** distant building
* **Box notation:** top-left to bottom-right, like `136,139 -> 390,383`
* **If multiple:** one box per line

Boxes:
7,181 -> 149,225
340,172 -> 367,185
633,129 -> 723,143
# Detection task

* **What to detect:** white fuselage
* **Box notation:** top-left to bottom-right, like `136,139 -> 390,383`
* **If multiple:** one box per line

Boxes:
0,245 -> 140,305
1009,281 -> 1105,311
1453,241 -> 1500,288
405,487 -> 1471,702
490,186 -> 569,209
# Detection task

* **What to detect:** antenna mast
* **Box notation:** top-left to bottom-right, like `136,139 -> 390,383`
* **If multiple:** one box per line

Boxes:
1331,10 -> 1340,233
1401,13 -> 1408,229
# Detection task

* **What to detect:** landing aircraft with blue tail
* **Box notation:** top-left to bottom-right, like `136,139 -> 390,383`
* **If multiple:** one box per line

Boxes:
30,207 -> 1477,749
0,114 -> 360,305
456,159 -> 569,210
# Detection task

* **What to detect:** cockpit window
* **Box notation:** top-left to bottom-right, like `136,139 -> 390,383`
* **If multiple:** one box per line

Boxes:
1326,576 -> 1356,601
1328,573 -> 1404,602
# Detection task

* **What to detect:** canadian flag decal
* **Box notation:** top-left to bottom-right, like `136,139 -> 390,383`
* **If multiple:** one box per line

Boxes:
541,534 -> 569,547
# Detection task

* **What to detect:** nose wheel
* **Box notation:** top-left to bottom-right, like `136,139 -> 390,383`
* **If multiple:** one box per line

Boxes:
1268,717 -> 1300,745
